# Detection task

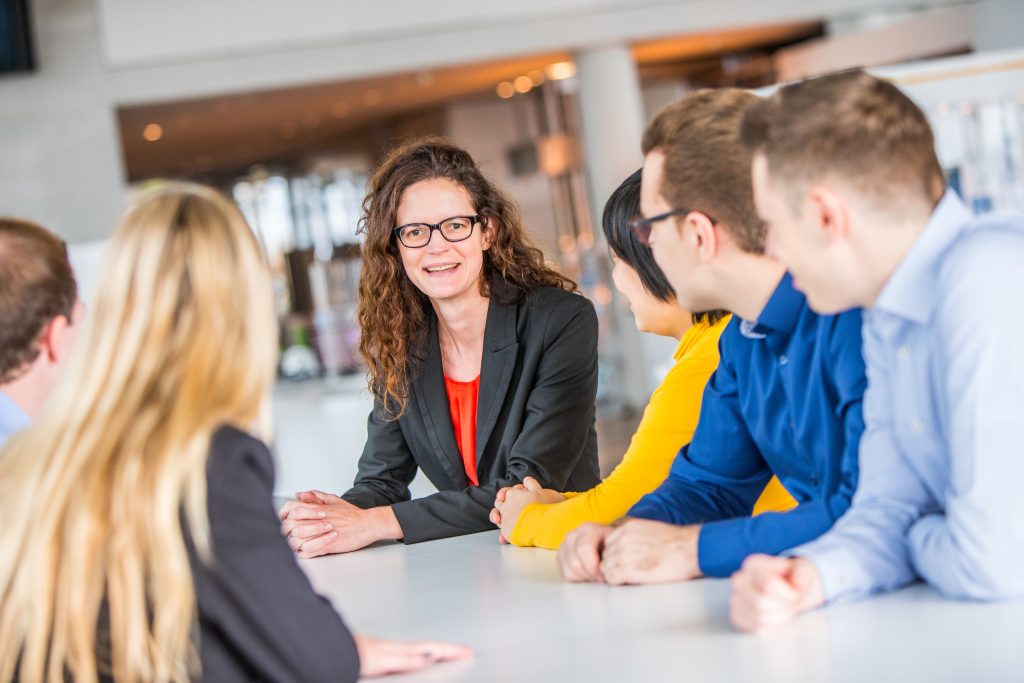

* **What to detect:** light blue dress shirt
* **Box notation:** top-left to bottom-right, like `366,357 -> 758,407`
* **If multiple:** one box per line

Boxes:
796,191 -> 1024,603
0,390 -> 32,448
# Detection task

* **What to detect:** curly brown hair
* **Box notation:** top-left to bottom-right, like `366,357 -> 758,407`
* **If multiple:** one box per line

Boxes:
358,137 -> 576,418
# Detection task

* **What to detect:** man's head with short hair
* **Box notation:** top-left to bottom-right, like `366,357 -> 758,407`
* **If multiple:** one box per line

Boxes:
0,218 -> 81,417
639,88 -> 768,314
740,69 -> 946,312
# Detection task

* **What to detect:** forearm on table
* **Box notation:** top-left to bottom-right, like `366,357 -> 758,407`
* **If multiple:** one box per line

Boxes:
697,500 -> 839,577
393,487 -> 499,543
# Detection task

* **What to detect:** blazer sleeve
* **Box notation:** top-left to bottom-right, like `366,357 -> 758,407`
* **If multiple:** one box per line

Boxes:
193,428 -> 361,683
341,401 -> 419,509
392,294 -> 599,544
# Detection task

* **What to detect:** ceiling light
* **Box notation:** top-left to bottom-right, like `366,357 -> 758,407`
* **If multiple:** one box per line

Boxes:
514,75 -> 533,93
143,123 -> 163,142
496,82 -> 515,99
546,61 -> 577,81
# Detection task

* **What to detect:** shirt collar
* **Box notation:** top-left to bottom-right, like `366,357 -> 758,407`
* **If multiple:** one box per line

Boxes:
743,272 -> 805,337
0,390 -> 32,443
874,191 -> 973,325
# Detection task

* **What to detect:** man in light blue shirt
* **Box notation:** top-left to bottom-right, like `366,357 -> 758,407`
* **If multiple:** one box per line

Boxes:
0,218 -> 83,448
729,69 -> 1024,632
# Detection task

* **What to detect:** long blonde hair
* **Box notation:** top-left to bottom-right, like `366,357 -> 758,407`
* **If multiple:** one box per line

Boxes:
0,183 -> 278,682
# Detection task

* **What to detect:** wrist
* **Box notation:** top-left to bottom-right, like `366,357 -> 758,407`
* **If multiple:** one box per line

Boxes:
675,524 -> 702,579
367,505 -> 403,542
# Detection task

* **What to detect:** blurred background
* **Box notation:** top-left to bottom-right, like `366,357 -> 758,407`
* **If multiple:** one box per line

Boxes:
3,0 -> 1023,496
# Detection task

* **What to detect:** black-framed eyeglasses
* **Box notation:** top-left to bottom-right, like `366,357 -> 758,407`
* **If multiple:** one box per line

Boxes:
628,208 -> 717,246
393,215 -> 480,249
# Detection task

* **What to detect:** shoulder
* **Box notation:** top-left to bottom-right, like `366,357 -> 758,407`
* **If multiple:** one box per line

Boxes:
523,285 -> 595,315
207,424 -> 274,492
939,214 -> 1024,285
520,286 -> 597,337
688,316 -> 730,357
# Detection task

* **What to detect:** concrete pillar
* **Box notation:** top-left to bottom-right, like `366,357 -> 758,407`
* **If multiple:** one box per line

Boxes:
574,44 -> 663,412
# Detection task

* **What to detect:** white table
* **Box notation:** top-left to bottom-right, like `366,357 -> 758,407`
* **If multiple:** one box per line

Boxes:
299,531 -> 1024,682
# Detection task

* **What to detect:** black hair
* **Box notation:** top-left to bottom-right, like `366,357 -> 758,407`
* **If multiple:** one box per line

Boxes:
601,169 -> 727,325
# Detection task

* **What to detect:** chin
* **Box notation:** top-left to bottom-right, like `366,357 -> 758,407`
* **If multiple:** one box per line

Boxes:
804,290 -> 848,315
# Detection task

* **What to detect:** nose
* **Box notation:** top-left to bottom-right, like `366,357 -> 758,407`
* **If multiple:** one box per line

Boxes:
424,226 -> 450,252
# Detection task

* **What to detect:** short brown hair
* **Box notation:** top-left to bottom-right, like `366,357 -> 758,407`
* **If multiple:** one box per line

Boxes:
0,218 -> 77,383
739,69 -> 946,209
642,88 -> 766,254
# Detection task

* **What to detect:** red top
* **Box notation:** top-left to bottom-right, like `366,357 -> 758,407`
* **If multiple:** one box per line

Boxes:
444,375 -> 480,486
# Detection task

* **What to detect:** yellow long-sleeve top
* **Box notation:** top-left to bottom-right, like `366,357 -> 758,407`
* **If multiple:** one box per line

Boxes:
509,316 -> 796,549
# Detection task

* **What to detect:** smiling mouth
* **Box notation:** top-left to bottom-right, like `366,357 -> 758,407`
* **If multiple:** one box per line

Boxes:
424,263 -> 460,273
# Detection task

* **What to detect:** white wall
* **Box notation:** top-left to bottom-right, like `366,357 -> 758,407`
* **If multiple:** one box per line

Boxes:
0,0 -> 124,243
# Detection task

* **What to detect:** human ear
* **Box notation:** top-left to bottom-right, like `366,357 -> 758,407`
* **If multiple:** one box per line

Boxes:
688,212 -> 718,262
40,316 -> 69,365
808,186 -> 850,244
480,216 -> 493,251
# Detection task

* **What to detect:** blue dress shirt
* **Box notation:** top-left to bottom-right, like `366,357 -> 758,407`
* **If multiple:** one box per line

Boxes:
629,273 -> 866,577
0,390 -> 31,448
796,191 -> 1024,603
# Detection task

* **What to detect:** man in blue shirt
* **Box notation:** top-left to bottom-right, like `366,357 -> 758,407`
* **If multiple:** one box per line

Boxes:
556,88 -> 867,584
730,70 -> 1024,633
0,218 -> 82,448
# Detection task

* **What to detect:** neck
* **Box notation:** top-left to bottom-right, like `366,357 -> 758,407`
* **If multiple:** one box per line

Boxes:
0,365 -> 49,420
712,250 -> 787,323
668,313 -> 694,341
433,291 -> 490,353
855,216 -> 929,308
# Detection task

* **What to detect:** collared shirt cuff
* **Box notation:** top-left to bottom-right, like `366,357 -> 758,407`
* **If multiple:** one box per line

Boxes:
787,539 -> 867,605
696,521 -> 745,578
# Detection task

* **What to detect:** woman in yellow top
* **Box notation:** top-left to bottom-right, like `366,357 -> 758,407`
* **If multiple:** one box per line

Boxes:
490,169 -> 794,549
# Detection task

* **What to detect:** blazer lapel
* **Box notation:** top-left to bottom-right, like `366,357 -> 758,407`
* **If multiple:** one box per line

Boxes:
475,284 -> 519,464
412,315 -> 469,487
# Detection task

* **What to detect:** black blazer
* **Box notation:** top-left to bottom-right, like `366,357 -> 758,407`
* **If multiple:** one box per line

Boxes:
342,279 -> 601,544
189,426 -> 360,682
20,427 -> 357,683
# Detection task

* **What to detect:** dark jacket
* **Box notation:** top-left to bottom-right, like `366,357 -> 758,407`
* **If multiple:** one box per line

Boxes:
343,279 -> 601,543
190,426 -> 360,682
29,427 -> 359,683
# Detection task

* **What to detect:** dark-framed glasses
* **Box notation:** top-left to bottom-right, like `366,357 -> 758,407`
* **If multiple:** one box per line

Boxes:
628,208 -> 717,246
393,215 -> 480,248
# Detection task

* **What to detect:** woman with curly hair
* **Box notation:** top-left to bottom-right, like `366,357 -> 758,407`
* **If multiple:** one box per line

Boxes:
280,138 -> 601,555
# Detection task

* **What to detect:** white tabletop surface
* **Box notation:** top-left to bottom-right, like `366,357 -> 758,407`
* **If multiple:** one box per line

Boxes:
298,530 -> 1024,683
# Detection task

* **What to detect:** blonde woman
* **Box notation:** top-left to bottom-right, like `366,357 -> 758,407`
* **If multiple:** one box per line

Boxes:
0,184 -> 470,682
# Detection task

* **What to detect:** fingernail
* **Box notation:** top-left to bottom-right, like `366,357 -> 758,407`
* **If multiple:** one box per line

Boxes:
318,510 -> 326,518
323,523 -> 333,531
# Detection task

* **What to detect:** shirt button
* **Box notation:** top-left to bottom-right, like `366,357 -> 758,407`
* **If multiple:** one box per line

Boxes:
899,345 -> 912,358
779,355 -> 789,366
911,420 -> 925,433
810,477 -> 820,488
